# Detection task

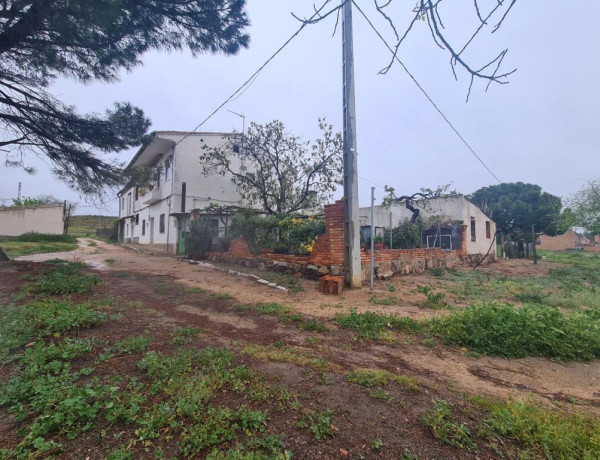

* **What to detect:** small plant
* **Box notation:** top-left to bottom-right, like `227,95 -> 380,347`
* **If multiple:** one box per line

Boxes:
171,326 -> 202,345
416,285 -> 447,309
298,319 -> 329,332
347,368 -> 420,391
429,267 -> 445,277
212,292 -> 234,300
185,286 -> 207,294
369,295 -> 398,305
369,388 -> 393,402
35,262 -> 100,295
371,438 -> 383,450
420,399 -> 474,450
298,409 -> 335,440
114,335 -> 153,354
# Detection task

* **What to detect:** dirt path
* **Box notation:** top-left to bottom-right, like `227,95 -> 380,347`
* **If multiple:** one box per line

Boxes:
15,239 -> 600,413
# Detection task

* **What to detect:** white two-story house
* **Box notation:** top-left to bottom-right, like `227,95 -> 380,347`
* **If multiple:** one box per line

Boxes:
117,131 -> 246,254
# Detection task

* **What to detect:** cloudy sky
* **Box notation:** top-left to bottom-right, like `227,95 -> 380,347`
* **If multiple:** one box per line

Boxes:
1,1 -> 598,215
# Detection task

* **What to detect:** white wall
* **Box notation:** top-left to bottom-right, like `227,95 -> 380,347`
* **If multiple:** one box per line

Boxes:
359,196 -> 496,256
118,132 -> 246,252
0,204 -> 64,236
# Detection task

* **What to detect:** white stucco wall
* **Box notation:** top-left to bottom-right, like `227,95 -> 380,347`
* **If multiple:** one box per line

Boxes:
118,132 -> 247,252
359,196 -> 496,256
0,204 -> 64,236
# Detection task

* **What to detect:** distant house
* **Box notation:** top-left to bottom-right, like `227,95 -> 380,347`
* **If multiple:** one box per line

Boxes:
0,203 -> 65,236
117,131 -> 248,254
538,229 -> 590,251
358,195 -> 497,257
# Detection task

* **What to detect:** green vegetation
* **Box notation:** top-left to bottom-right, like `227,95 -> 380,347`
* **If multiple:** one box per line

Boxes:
34,261 -> 100,295
0,233 -> 78,258
417,285 -> 448,309
242,344 -> 334,373
247,303 -> 328,332
212,292 -> 235,300
476,397 -> 600,459
335,309 -> 423,341
430,303 -> 600,360
420,399 -> 475,450
297,409 -> 335,440
67,215 -> 118,240
171,326 -> 203,345
337,300 -> 600,361
369,295 -> 398,306
113,335 -> 153,354
347,368 -> 419,391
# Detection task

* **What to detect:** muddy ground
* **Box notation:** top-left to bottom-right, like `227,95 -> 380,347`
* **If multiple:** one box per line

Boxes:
3,239 -> 599,459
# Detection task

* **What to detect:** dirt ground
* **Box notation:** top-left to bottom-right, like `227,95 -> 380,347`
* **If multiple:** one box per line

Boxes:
15,239 -> 600,415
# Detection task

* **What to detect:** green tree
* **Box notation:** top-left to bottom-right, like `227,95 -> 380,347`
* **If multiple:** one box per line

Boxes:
0,0 -> 250,261
568,179 -> 600,235
0,0 -> 249,194
468,182 -> 565,239
199,119 -> 343,215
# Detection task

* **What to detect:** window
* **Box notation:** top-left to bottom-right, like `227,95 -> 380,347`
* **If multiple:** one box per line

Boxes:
135,187 -> 139,201
486,221 -> 491,239
127,192 -> 132,215
142,219 -> 146,236
164,156 -> 172,181
470,217 -> 476,242
159,214 -> 165,233
135,214 -> 139,225
121,197 -> 124,212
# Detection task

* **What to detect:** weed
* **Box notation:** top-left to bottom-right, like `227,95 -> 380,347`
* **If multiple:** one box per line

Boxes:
388,284 -> 397,292
417,285 -> 448,309
171,326 -> 202,345
347,368 -> 419,391
185,286 -> 207,294
477,397 -> 600,459
371,438 -> 383,450
114,335 -> 153,354
430,302 -> 600,360
369,388 -> 393,402
0,298 -> 107,355
369,295 -> 398,305
106,446 -> 133,460
420,399 -> 474,450
212,292 -> 234,300
104,258 -> 117,264
242,344 -> 334,372
35,262 -> 100,295
336,309 -> 423,341
399,449 -> 419,460
297,409 -> 335,440
298,319 -> 329,332
429,267 -> 445,277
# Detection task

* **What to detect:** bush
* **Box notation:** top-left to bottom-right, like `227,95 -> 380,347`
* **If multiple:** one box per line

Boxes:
12,232 -> 77,244
431,303 -> 600,360
381,219 -> 423,249
187,219 -> 218,260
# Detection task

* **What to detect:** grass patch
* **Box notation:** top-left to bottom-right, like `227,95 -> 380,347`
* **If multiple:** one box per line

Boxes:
420,399 -> 474,450
171,326 -> 203,345
430,302 -> 600,360
242,344 -> 334,372
0,241 -> 78,258
34,262 -> 100,295
347,368 -> 419,391
417,285 -> 449,309
476,397 -> 600,459
335,309 -> 423,341
249,303 -> 327,331
369,295 -> 398,306
297,409 -> 336,440
211,292 -> 234,300
113,335 -> 153,354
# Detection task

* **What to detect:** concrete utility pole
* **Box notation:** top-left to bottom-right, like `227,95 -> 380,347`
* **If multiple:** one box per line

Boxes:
342,1 -> 362,288
370,187 -> 375,290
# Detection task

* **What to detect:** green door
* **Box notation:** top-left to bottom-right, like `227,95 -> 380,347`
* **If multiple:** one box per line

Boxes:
178,229 -> 188,255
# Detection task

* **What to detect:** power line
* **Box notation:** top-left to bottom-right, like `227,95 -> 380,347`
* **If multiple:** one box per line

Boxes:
351,0 -> 502,184
173,0 -> 343,148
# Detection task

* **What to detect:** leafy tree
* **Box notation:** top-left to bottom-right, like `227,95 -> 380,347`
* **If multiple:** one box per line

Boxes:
468,182 -> 565,239
0,0 -> 249,261
568,179 -> 600,235
199,119 -> 343,215
0,0 -> 249,194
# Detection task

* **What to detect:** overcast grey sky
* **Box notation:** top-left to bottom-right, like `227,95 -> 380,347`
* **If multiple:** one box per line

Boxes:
1,1 -> 599,215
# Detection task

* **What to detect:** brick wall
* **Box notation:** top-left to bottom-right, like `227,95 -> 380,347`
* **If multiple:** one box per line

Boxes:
205,199 -> 491,281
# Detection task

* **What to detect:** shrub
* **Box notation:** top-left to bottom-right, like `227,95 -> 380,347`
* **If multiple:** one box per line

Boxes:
12,232 -> 77,243
431,303 -> 600,360
187,219 -> 218,260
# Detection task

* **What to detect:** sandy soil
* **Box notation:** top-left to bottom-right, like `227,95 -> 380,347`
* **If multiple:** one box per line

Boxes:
15,239 -> 600,414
